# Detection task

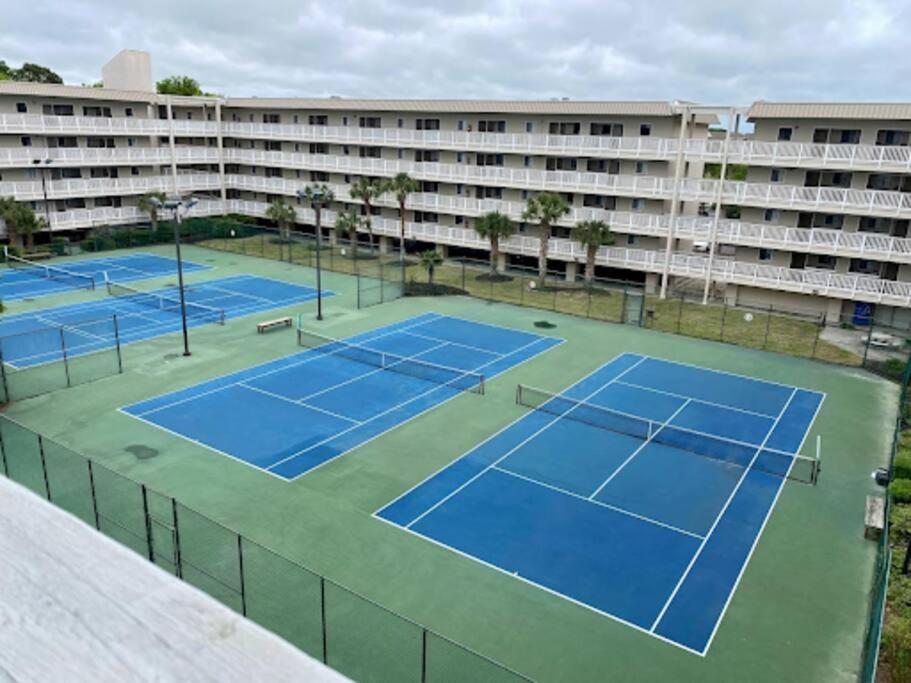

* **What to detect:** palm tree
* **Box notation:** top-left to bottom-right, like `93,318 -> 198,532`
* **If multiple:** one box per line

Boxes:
571,220 -> 614,285
474,211 -> 515,277
522,192 -> 570,286
381,172 -> 420,263
0,197 -> 42,250
298,183 -> 336,244
349,177 -> 381,254
419,249 -> 443,285
265,197 -> 297,240
138,191 -> 167,233
334,208 -> 362,258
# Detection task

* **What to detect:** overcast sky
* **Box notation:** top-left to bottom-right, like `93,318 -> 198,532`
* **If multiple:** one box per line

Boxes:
2,0 -> 908,102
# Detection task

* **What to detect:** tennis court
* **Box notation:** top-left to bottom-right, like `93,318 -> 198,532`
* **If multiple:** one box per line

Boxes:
0,275 -> 324,367
0,253 -> 210,300
376,352 -> 824,656
122,313 -> 563,480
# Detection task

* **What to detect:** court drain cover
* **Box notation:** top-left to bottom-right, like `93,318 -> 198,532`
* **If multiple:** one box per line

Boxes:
125,445 -> 159,460
534,320 -> 557,329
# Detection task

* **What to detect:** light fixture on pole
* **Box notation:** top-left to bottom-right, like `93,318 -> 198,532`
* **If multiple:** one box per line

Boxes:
149,195 -> 198,356
297,186 -> 330,321
31,158 -> 53,230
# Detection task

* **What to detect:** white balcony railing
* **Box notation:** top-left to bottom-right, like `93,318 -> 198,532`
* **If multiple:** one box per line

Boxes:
0,113 -> 216,136
0,173 -> 220,201
0,146 -> 219,168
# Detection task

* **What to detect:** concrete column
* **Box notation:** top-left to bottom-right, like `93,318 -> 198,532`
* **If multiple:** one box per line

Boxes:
723,284 -> 738,306
824,298 -> 844,325
435,243 -> 449,258
565,261 -> 579,282
379,236 -> 391,254
328,228 -> 337,246
645,272 -> 659,295
496,252 -> 506,273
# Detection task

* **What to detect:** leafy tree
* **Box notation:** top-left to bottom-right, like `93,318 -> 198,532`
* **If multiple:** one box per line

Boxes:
137,192 -> 168,233
349,177 -> 381,253
298,184 -> 336,244
418,250 -> 443,285
334,208 -> 362,258
381,173 -> 420,263
0,197 -> 44,249
265,197 -> 297,240
156,76 -> 203,96
522,192 -> 570,286
11,62 -> 62,84
474,212 -> 515,277
571,220 -> 614,285
0,61 -> 11,81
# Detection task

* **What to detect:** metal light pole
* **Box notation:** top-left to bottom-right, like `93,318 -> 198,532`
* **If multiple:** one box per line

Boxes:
150,195 -> 198,356
298,187 -> 325,320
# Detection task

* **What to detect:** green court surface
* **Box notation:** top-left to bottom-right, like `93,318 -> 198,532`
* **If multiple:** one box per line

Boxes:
1,243 -> 897,683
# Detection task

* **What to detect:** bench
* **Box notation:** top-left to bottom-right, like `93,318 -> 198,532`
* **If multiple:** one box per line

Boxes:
257,316 -> 293,334
23,251 -> 53,261
865,495 -> 886,541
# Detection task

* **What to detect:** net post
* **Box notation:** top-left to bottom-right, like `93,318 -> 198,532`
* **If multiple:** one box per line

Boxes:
320,576 -> 328,664
59,327 -> 72,388
421,628 -> 428,683
113,314 -> 123,374
141,484 -> 154,562
37,434 -> 51,501
87,460 -> 101,530
237,534 -> 248,616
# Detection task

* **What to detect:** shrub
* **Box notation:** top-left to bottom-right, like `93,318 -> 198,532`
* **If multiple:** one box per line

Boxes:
883,614 -> 911,683
49,237 -> 67,256
897,454 -> 911,481
893,479 -> 911,504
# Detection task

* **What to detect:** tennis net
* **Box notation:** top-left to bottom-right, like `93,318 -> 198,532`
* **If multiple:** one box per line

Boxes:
6,252 -> 95,291
297,327 -> 484,394
106,281 -> 225,325
515,384 -> 819,484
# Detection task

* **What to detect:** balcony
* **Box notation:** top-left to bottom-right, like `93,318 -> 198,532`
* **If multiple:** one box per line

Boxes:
0,173 -> 220,201
0,146 -> 219,168
0,113 -> 217,136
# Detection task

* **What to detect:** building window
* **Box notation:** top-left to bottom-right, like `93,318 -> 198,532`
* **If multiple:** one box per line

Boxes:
631,198 -> 643,211
764,208 -> 780,222
549,122 -> 581,135
591,123 -> 623,137
397,118 -> 404,128
770,168 -> 784,183
20,136 -> 31,147
397,149 -> 404,159
421,181 -> 439,192
477,153 -> 504,167
455,215 -> 464,225
526,122 -> 533,133
456,184 -> 464,195
342,116 -> 349,126
627,234 -> 638,245
640,124 -> 651,136
309,143 -> 328,154
293,115 -> 299,124
131,167 -> 140,176
127,137 -> 136,147
778,127 -> 793,141
416,118 -> 440,131
635,161 -> 647,174
342,145 -> 350,155
15,102 -> 27,113
309,115 -> 327,125
521,190 -> 529,200
758,248 -> 773,261
415,150 -> 439,162
478,120 -> 506,133
359,116 -> 381,128
523,156 -> 531,168
876,130 -> 911,147
456,152 -> 464,163
457,120 -> 465,131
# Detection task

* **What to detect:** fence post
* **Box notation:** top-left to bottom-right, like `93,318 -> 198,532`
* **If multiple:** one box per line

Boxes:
811,319 -> 822,359
763,306 -> 773,349
720,303 -> 728,341
172,498 -> 183,579
0,421 -> 7,477
87,460 -> 101,530
37,434 -> 51,501
59,328 -> 72,388
421,628 -> 428,683
320,577 -> 329,664
676,294 -> 684,334
461,261 -> 466,291
237,534 -> 248,616
356,273 -> 361,309
862,317 -> 875,368
0,348 -> 9,404
113,314 -> 123,374
141,484 -> 154,562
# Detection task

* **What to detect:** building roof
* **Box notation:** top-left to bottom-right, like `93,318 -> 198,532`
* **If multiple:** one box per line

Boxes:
222,97 -> 678,116
0,81 -> 216,106
748,101 -> 911,121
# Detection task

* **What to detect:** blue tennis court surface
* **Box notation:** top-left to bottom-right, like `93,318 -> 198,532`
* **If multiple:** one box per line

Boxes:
0,253 -> 210,300
376,353 -> 824,655
0,275 -> 324,368
122,313 -> 563,480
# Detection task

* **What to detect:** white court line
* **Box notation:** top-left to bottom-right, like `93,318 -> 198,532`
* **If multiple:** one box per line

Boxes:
400,330 -> 504,358
267,334 -> 554,474
133,314 -> 446,417
403,357 -> 648,530
648,387 -> 798,635
700,391 -> 826,655
613,380 -> 776,419
641,354 -> 800,392
588,399 -> 692,500
492,465 -> 704,540
238,382 -> 362,424
290,341 -> 450,404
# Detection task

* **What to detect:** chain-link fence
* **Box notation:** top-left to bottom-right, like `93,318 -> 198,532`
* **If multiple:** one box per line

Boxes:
0,315 -> 123,402
71,219 -> 911,380
0,414 -> 533,683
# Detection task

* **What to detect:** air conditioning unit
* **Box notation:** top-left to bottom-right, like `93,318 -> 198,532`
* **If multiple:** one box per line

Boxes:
692,241 -> 709,253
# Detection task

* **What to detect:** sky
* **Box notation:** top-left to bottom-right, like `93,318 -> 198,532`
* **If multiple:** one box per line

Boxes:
1,0 -> 909,103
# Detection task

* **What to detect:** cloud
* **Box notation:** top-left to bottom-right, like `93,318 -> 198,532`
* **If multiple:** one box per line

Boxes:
2,0 -> 909,102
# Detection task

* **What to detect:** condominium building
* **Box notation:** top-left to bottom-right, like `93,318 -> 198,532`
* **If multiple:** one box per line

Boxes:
1,68 -> 910,325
